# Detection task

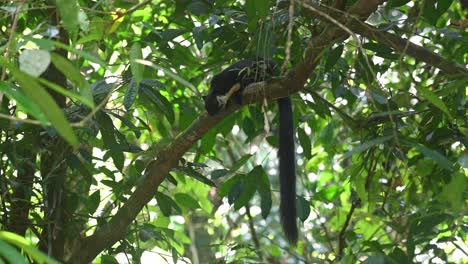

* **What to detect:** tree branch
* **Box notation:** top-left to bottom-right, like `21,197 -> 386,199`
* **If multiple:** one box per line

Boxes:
349,21 -> 468,76
67,0 -> 385,262
301,0 -> 468,76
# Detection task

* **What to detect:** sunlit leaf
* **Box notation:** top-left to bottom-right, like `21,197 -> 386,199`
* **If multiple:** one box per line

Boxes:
50,52 -> 93,107
18,49 -> 50,77
130,43 -> 144,84
0,232 -> 58,264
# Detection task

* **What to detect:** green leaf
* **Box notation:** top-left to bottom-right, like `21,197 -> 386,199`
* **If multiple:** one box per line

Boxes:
233,174 -> 257,210
438,172 -> 466,211
211,169 -> 230,179
259,188 -> 272,219
362,255 -> 387,264
136,59 -> 199,95
87,191 -> 101,215
458,152 -> 468,168
155,192 -> 174,216
26,37 -> 107,67
0,57 -> 78,147
192,26 -> 207,50
250,166 -> 271,218
296,196 -> 310,222
231,154 -> 252,172
187,1 -> 210,16
109,112 -> 141,138
387,0 -> 411,7
18,49 -> 50,77
0,240 -> 27,264
130,43 -> 144,84
242,117 -> 256,138
0,82 -> 48,124
158,29 -> 186,42
140,86 -> 175,124
417,87 -> 453,119
423,0 -> 454,26
363,42 -> 394,54
245,0 -> 256,20
174,193 -> 200,209
343,135 -> 393,159
255,0 -> 269,20
55,0 -> 79,33
409,213 -> 449,236
315,185 -> 343,202
0,232 -> 59,264
124,78 -> 139,110
111,151 -> 125,172
411,143 -> 453,171
178,167 -> 216,187
325,45 -> 344,71
297,127 -> 312,159
218,175 -> 242,197
96,112 -> 117,148
50,53 -> 93,107
38,78 -> 94,108
362,42 -> 397,59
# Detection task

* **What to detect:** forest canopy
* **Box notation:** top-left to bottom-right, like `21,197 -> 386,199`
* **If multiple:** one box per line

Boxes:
0,0 -> 467,263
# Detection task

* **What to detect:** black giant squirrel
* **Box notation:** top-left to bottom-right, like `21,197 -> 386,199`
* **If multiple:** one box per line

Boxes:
204,59 -> 298,244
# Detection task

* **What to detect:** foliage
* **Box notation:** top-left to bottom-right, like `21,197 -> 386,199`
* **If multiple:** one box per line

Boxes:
0,0 -> 466,263
0,231 -> 58,264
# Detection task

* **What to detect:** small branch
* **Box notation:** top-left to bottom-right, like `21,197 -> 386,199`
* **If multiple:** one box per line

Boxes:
1,0 -> 25,80
300,0 -> 468,76
281,0 -> 295,73
187,214 -> 200,264
245,205 -> 263,261
350,21 -> 468,76
113,0 -> 152,21
0,113 -> 42,125
312,208 -> 336,254
451,240 -> 468,257
338,201 -> 357,258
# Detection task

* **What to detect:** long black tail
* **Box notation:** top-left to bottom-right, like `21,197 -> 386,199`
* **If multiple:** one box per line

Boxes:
277,97 -> 297,245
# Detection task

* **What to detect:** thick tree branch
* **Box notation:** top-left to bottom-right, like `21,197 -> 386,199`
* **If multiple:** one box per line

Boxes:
349,22 -> 468,76
68,0 -> 385,262
302,0 -> 468,76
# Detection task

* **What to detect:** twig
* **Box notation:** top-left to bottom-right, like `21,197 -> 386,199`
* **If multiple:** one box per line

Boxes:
338,200 -> 357,258
0,113 -> 42,125
187,214 -> 200,264
245,205 -> 263,261
113,0 -> 152,21
71,90 -> 113,127
451,240 -> 468,257
1,0 -> 25,81
281,0 -> 295,74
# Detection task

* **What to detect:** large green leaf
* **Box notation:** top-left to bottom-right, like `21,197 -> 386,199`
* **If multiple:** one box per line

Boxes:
0,58 -> 78,147
0,82 -> 48,124
55,0 -> 79,33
